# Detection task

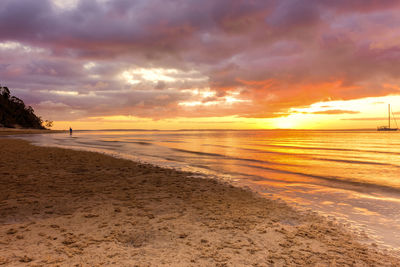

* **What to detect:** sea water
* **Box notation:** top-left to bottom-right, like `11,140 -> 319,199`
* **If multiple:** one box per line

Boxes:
19,130 -> 400,249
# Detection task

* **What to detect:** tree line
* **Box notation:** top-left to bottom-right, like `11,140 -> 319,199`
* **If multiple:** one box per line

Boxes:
0,85 -> 52,129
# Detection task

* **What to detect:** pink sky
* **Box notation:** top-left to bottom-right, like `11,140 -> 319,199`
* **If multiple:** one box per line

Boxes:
1,0 -> 400,129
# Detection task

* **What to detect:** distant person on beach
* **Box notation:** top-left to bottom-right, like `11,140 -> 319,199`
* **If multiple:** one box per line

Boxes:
69,127 -> 72,135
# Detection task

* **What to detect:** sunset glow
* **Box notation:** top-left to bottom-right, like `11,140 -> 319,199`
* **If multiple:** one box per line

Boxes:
1,0 -> 400,130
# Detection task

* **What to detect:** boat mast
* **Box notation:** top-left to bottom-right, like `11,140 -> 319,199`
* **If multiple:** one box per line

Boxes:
389,104 -> 391,128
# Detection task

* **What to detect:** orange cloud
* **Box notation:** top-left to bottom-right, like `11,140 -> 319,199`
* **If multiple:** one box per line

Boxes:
1,0 -> 400,129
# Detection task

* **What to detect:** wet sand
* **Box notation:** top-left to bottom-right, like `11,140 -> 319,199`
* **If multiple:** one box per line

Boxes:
0,138 -> 399,266
0,128 -> 65,136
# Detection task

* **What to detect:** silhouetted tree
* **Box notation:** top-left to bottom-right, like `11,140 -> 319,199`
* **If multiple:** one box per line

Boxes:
44,120 -> 53,128
0,84 -> 45,129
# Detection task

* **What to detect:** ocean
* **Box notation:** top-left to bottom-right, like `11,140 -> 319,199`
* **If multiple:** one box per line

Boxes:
19,129 -> 400,249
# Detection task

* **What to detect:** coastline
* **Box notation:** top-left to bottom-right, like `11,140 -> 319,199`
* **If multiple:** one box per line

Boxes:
0,128 -> 65,136
0,138 -> 399,266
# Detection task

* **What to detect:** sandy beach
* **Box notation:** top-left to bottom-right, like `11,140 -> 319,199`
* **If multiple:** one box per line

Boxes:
0,137 -> 399,266
0,128 -> 64,136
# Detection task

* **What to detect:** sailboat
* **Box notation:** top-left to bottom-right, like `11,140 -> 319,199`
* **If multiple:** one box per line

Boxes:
377,104 -> 398,131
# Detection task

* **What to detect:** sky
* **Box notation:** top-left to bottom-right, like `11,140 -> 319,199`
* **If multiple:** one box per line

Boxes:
1,0 -> 400,130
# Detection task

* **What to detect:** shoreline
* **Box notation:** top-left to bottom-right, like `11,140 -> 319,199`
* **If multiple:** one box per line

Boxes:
0,138 -> 399,266
0,128 -> 65,136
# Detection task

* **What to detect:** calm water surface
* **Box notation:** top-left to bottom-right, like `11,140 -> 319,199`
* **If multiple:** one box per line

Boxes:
19,130 -> 400,249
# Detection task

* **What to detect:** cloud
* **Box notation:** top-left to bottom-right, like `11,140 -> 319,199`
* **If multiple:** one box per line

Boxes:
341,117 -> 386,121
305,109 -> 360,115
1,0 -> 400,122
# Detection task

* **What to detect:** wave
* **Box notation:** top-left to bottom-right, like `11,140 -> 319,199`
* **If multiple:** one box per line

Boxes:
255,143 -> 400,157
238,163 -> 400,194
203,142 -> 400,158
313,157 -> 393,166
170,147 -> 397,168
131,141 -> 152,145
177,159 -> 400,195
170,148 -> 294,166
101,140 -> 152,146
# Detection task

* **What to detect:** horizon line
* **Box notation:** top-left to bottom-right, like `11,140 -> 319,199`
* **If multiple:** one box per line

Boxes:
61,128 -> 385,132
